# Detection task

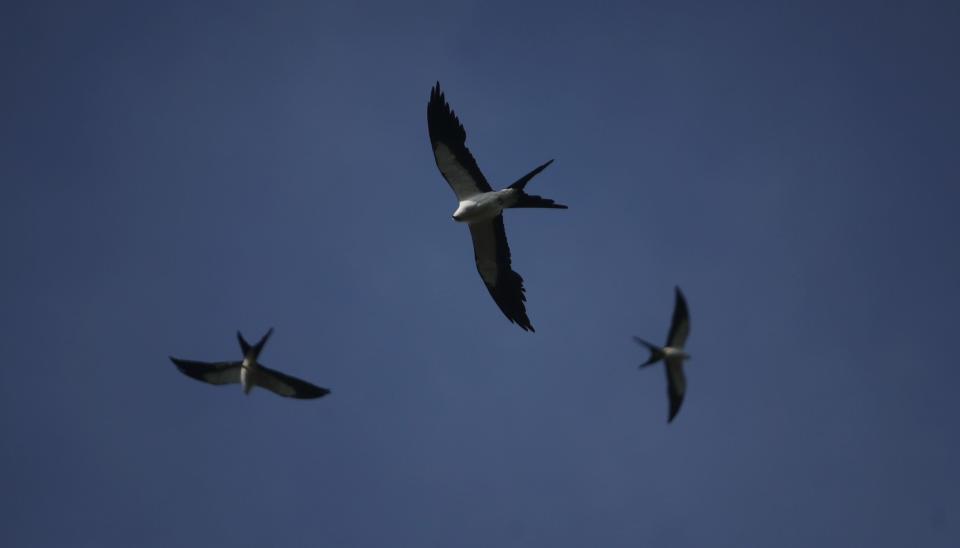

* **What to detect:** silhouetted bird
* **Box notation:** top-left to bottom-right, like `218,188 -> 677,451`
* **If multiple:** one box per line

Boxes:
170,328 -> 330,399
634,287 -> 692,422
427,82 -> 567,332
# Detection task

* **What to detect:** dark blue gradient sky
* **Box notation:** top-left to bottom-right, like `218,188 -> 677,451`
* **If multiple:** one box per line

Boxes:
2,1 -> 959,546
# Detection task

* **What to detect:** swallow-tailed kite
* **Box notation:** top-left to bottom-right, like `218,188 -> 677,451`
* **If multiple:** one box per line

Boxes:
170,328 -> 330,399
634,287 -> 692,423
427,82 -> 567,332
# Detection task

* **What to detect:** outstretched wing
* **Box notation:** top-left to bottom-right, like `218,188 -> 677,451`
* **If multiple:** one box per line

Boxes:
666,286 -> 691,348
170,358 -> 242,386
256,365 -> 331,399
665,358 -> 687,423
427,82 -> 493,199
468,215 -> 534,331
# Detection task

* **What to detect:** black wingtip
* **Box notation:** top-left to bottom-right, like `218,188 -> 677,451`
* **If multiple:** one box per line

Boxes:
300,385 -> 332,399
674,286 -> 688,307
667,401 -> 682,423
507,313 -> 535,332
169,356 -> 191,376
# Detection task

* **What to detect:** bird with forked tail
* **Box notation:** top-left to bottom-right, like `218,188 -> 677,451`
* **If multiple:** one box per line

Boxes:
634,287 -> 692,423
427,81 -> 567,332
170,328 -> 330,399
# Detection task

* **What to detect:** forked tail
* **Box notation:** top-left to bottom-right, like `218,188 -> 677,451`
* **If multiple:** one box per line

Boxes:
633,336 -> 666,367
238,328 -> 274,359
508,159 -> 568,209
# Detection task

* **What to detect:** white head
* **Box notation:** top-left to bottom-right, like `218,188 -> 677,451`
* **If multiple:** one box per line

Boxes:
452,200 -> 477,222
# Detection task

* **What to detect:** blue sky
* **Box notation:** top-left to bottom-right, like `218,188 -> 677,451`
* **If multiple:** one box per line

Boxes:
2,1 -> 959,546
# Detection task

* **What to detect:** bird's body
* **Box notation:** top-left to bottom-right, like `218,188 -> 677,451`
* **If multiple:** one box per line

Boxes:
661,347 -> 690,361
634,287 -> 692,423
170,328 -> 330,399
452,189 -> 518,223
427,82 -> 567,332
240,358 -> 258,395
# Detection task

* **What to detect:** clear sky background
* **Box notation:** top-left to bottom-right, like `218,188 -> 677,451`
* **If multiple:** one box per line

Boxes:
2,1 -> 959,546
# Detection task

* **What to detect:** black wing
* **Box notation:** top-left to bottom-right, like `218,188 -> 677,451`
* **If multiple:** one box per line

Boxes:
427,82 -> 493,199
666,286 -> 690,348
170,358 -> 242,386
665,358 -> 687,423
256,366 -> 331,399
468,215 -> 534,332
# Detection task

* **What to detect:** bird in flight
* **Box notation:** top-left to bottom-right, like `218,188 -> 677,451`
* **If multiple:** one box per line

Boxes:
633,287 -> 692,422
427,82 -> 567,332
170,328 -> 331,399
